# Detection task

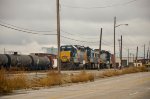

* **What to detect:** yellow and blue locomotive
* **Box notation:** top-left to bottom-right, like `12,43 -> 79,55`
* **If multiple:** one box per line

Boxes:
60,45 -> 112,70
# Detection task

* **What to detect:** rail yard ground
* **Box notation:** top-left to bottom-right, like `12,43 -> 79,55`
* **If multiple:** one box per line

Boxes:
0,66 -> 150,99
1,71 -> 150,99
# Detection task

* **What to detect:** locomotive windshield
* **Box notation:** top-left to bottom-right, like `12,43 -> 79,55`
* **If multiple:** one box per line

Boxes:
60,45 -> 77,57
60,46 -> 73,51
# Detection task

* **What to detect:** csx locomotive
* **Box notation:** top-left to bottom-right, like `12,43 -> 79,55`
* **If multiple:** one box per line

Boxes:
60,45 -> 112,70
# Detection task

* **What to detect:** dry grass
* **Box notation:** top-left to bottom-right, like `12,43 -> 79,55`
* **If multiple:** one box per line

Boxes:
99,70 -> 122,78
99,66 -> 148,78
33,71 -> 94,87
0,66 -> 148,94
71,71 -> 94,83
0,69 -> 28,94
0,69 -> 12,94
31,71 -> 62,87
9,74 -> 29,90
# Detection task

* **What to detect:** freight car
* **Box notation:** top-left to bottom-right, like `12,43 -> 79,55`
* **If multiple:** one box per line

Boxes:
0,52 -> 52,70
0,54 -> 9,69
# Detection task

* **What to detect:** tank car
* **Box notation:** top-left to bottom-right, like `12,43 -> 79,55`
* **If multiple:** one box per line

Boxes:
0,54 -> 9,69
29,55 -> 50,70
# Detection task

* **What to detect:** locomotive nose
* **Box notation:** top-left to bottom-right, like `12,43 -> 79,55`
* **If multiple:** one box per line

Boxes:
60,51 -> 71,62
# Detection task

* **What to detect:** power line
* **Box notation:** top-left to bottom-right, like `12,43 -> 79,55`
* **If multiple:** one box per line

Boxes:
62,0 -> 138,9
0,23 -> 56,35
61,35 -> 99,43
61,35 -> 116,48
61,29 -> 94,36
61,29 -> 101,40
0,20 -> 56,33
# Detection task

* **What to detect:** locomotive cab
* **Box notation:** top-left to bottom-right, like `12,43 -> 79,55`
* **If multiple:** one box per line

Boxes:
60,45 -> 77,63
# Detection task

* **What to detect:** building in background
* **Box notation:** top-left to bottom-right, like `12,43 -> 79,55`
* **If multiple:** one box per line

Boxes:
42,47 -> 58,55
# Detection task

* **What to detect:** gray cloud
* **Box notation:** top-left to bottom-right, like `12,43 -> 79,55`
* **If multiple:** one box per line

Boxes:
0,0 -> 150,56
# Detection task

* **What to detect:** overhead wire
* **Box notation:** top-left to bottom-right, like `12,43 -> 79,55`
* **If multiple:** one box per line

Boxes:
61,35 -> 99,43
61,29 -> 116,48
0,20 -> 56,33
0,23 -> 56,35
62,0 -> 138,9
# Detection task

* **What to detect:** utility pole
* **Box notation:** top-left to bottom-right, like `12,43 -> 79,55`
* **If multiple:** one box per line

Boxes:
133,54 -> 134,63
113,17 -> 128,69
130,53 -> 131,63
118,39 -> 121,65
144,44 -> 145,64
118,39 -> 121,67
149,41 -> 150,63
121,35 -> 122,68
56,0 -> 61,73
147,49 -> 149,63
114,17 -> 116,69
136,46 -> 138,66
128,49 -> 129,66
98,28 -> 102,70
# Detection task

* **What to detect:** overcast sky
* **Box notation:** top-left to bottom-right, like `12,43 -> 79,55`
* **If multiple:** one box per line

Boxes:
0,0 -> 150,57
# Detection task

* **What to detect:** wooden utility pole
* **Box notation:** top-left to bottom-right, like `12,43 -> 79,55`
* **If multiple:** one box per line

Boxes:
118,39 -> 121,67
56,0 -> 61,73
120,35 -> 122,68
133,54 -> 134,63
114,17 -> 116,69
144,44 -> 145,64
149,41 -> 150,62
130,53 -> 131,63
136,46 -> 138,66
98,28 -> 102,70
128,49 -> 129,66
147,49 -> 149,63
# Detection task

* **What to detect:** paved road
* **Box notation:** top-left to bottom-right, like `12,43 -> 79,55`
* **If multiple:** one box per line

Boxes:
1,72 -> 150,99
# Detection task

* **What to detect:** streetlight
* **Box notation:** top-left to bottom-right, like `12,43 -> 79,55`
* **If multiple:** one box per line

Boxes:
114,17 -> 128,69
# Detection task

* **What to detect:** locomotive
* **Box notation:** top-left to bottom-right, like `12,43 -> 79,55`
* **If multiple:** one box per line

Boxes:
60,45 -> 112,70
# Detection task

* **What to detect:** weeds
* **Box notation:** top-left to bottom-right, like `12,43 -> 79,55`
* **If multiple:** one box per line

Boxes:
0,69 -> 12,94
0,66 -> 148,95
32,71 -> 62,87
0,69 -> 28,94
71,71 -> 94,83
100,70 -> 121,77
99,66 -> 148,78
